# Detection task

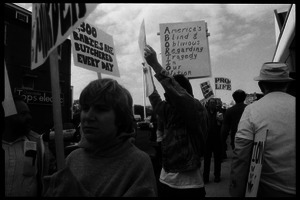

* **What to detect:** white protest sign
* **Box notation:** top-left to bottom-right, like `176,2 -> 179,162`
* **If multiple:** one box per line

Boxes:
3,62 -> 17,117
71,21 -> 120,77
200,80 -> 214,99
215,77 -> 231,90
138,19 -> 154,96
245,129 -> 269,197
159,21 -> 211,78
31,3 -> 97,70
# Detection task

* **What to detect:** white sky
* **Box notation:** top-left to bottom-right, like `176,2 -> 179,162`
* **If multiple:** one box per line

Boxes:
16,3 -> 291,105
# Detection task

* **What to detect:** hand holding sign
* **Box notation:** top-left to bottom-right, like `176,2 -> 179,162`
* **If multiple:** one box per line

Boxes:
144,45 -> 162,74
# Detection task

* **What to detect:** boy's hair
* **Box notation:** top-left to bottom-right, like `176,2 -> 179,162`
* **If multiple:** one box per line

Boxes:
173,74 -> 194,97
79,78 -> 134,135
232,89 -> 246,103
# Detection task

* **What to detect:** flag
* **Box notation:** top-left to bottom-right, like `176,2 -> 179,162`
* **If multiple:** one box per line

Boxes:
138,19 -> 154,97
3,61 -> 17,117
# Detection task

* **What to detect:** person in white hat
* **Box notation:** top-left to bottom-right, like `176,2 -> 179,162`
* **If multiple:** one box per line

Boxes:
229,62 -> 295,197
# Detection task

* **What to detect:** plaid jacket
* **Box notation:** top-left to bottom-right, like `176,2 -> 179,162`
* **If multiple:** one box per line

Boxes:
149,70 -> 208,173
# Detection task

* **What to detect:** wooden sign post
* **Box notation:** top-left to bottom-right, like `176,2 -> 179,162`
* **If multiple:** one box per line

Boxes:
31,3 -> 97,170
49,48 -> 65,170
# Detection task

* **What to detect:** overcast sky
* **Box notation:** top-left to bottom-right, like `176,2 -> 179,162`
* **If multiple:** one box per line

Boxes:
16,3 -> 291,105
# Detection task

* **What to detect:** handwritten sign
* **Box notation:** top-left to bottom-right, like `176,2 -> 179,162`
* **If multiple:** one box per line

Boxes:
138,19 -> 154,96
31,3 -> 96,70
215,77 -> 231,90
200,80 -> 214,99
71,21 -> 120,77
159,21 -> 211,78
245,129 -> 269,197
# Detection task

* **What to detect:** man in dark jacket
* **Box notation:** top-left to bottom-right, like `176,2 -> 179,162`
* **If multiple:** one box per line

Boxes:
203,98 -> 223,183
221,89 -> 247,150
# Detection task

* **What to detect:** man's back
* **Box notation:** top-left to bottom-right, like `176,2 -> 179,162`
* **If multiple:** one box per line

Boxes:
237,91 -> 295,194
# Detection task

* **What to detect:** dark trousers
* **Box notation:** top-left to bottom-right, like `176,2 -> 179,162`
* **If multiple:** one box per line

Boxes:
158,181 -> 206,197
203,145 -> 222,180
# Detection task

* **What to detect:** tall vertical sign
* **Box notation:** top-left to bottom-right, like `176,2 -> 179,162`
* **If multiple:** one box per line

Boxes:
245,129 -> 268,197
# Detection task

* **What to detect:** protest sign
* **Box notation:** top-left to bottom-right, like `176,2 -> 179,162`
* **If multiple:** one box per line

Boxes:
71,21 -> 120,77
31,3 -> 96,70
31,3 -> 96,170
215,77 -> 231,90
3,62 -> 17,117
200,80 -> 214,99
138,19 -> 154,97
159,21 -> 211,79
245,129 -> 269,197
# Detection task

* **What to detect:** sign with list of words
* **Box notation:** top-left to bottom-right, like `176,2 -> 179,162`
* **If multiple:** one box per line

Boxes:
159,21 -> 211,79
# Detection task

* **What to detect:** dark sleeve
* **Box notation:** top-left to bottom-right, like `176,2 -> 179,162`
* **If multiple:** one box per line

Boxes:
221,110 -> 231,142
148,88 -> 167,123
153,69 -> 198,119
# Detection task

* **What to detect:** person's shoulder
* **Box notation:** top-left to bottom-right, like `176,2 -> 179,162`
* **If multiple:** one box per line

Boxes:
27,130 -> 41,141
230,103 -> 246,111
194,99 -> 206,110
128,143 -> 151,161
65,147 -> 84,165
225,105 -> 236,115
67,147 -> 83,158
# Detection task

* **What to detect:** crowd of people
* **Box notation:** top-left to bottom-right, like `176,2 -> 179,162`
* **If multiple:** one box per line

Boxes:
2,45 -> 295,197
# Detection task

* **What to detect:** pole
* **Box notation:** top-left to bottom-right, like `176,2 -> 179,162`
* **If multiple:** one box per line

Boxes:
49,48 -> 65,170
97,72 -> 102,79
214,78 -> 217,98
142,63 -> 146,120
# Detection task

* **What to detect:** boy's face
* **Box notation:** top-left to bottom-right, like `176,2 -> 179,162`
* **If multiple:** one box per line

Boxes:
80,103 -> 118,144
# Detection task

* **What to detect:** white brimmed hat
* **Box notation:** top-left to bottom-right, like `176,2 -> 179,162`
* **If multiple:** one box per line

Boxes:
254,62 -> 294,82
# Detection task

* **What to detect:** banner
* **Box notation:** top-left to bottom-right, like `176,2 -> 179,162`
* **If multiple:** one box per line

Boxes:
245,129 -> 269,197
3,62 -> 17,117
159,21 -> 211,79
138,19 -> 154,97
31,3 -> 96,69
71,21 -> 120,77
200,80 -> 214,99
215,77 -> 231,90
14,88 -> 64,106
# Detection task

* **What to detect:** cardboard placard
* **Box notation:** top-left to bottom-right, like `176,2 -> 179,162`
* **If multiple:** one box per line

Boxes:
159,21 -> 211,78
245,130 -> 269,197
31,3 -> 96,69
215,77 -> 231,90
200,80 -> 214,99
71,21 -> 120,77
